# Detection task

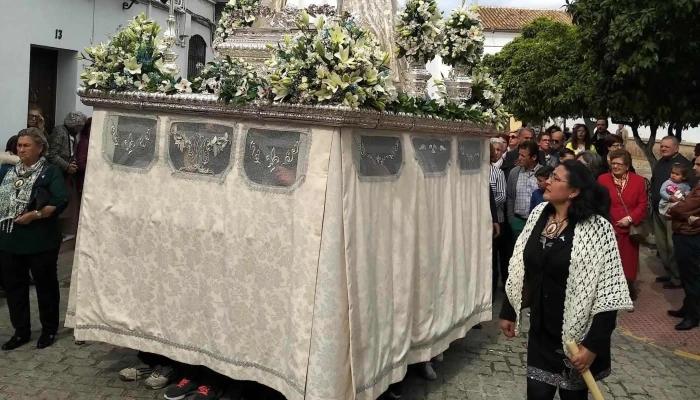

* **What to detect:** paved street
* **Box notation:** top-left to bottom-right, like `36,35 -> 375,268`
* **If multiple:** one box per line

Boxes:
0,251 -> 699,399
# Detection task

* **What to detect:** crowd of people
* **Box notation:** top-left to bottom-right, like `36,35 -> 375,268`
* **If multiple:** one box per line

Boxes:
490,123 -> 700,400
1,106 -> 699,400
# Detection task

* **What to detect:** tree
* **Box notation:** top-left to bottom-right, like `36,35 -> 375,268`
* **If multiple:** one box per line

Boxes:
567,0 -> 700,168
483,18 -> 598,124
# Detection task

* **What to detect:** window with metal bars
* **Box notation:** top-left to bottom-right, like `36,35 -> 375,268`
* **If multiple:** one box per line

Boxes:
187,35 -> 207,79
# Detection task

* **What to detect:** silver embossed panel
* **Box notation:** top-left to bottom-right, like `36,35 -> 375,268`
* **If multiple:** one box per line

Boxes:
169,122 -> 234,180
103,115 -> 158,171
412,137 -> 451,176
458,139 -> 483,173
242,128 -> 308,189
352,134 -> 403,180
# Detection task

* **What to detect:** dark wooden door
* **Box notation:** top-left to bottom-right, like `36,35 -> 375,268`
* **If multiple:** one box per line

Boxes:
28,47 -> 58,132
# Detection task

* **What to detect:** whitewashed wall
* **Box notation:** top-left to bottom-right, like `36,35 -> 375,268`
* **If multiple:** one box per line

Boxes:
0,0 -> 215,144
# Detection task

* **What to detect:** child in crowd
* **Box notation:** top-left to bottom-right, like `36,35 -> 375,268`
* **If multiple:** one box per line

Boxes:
530,166 -> 554,212
660,163 -> 692,215
559,147 -> 576,162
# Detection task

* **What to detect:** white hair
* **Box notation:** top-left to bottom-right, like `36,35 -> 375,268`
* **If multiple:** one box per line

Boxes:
490,137 -> 505,151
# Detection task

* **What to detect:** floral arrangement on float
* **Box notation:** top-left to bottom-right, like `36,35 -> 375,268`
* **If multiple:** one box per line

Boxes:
466,66 -> 510,129
441,4 -> 484,68
395,0 -> 444,64
394,0 -> 444,98
79,14 -> 192,94
79,13 -> 501,126
266,11 -> 397,110
191,56 -> 269,105
215,0 -> 265,42
441,3 -> 485,102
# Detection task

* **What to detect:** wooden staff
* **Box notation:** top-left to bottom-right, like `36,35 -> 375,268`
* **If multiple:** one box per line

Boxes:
566,341 -> 605,400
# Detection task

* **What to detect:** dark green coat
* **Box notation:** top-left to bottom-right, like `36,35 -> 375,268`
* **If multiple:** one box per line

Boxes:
0,164 -> 69,254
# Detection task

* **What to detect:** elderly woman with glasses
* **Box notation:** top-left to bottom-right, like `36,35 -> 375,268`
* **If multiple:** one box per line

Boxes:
598,150 -> 648,300
0,128 -> 69,350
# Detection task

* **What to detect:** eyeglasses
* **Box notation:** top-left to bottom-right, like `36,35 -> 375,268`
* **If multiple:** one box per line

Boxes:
548,173 -> 568,184
552,140 -> 560,144
27,114 -> 40,120
509,135 -> 517,139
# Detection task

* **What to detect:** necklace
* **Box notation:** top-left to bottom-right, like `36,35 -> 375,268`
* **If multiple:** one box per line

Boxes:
543,215 -> 568,239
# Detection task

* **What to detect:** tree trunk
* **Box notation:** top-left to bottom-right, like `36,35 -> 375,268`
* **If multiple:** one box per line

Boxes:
583,117 -> 596,136
631,124 -> 658,170
675,123 -> 683,142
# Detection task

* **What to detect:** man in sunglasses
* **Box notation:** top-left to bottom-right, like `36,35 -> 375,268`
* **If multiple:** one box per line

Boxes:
502,127 -> 535,179
550,129 -> 566,152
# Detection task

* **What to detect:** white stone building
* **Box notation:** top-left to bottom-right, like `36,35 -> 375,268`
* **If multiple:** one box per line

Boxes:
0,0 -> 223,144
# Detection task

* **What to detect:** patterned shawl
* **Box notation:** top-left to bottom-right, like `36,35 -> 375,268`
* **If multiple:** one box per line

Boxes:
0,158 -> 47,232
505,202 -> 634,356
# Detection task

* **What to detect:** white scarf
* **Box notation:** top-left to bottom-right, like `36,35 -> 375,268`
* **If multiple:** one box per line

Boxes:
505,202 -> 634,356
0,158 -> 47,232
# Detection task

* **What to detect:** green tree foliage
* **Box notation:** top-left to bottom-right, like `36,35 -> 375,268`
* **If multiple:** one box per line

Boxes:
567,0 -> 700,168
483,18 -> 596,124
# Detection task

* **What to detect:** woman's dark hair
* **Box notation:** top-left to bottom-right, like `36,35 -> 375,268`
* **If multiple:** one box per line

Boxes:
5,135 -> 18,155
671,163 -> 690,181
559,147 -> 575,159
570,124 -> 593,150
557,160 -> 611,223
545,125 -> 561,135
604,134 -> 624,149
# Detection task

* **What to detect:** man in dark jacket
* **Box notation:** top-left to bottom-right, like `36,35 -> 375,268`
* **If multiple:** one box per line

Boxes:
652,136 -> 695,288
666,156 -> 700,330
502,127 -> 534,179
594,119 -> 613,159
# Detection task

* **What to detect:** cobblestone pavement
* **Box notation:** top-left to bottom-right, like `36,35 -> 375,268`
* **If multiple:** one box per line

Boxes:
0,252 -> 699,399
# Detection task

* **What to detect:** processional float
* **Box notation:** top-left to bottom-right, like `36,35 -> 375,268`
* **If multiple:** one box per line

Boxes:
66,1 -> 496,399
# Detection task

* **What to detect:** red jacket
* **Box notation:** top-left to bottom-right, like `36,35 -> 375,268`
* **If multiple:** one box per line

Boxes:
598,172 -> 648,233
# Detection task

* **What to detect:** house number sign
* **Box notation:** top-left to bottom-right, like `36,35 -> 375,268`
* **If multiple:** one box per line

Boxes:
55,29 -> 63,40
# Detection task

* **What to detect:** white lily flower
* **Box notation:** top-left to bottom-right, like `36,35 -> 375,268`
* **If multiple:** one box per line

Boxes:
175,79 -> 192,93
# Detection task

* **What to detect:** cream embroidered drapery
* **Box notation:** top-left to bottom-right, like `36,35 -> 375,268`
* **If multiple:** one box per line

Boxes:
66,110 -> 492,400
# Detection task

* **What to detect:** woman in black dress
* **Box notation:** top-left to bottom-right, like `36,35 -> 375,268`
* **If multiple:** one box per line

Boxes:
499,161 -> 633,400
